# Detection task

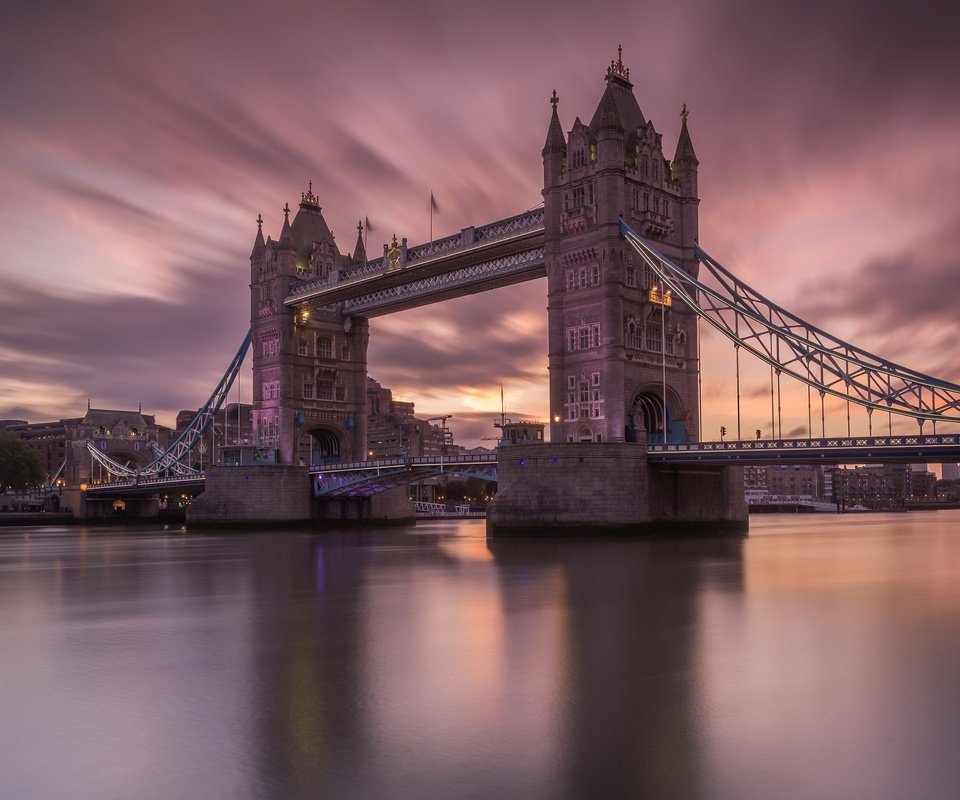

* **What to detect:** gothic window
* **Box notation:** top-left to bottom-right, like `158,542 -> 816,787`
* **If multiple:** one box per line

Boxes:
591,264 -> 600,285
579,268 -> 588,288
572,186 -> 585,208
297,338 -> 308,356
643,192 -> 649,211
340,344 -> 351,361
262,379 -> 280,400
592,372 -> 601,386
626,318 -> 642,349
317,380 -> 334,401
663,200 -> 670,218
566,270 -> 576,290
645,321 -> 663,352
642,264 -> 656,289
335,385 -> 346,402
566,324 -> 601,352
571,149 -> 585,168
302,378 -> 314,399
317,335 -> 333,359
641,156 -> 649,178
625,265 -> 637,288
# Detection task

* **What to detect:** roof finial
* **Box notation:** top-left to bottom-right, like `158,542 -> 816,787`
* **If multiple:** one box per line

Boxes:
301,180 -> 320,208
357,219 -> 363,235
256,213 -> 263,230
680,103 -> 689,123
550,89 -> 559,109
283,202 -> 291,221
607,44 -> 630,82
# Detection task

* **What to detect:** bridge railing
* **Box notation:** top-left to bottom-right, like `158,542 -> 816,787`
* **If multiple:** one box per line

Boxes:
650,434 -> 960,453
310,453 -> 498,473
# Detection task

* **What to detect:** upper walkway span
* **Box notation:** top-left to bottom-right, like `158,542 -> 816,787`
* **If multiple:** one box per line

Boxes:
284,209 -> 545,315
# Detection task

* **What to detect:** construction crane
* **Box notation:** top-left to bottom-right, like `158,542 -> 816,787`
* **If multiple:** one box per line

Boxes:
427,415 -> 454,449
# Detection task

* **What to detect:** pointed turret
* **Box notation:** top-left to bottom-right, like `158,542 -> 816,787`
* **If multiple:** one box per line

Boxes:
278,202 -> 294,250
250,213 -> 266,260
672,104 -> 699,200
542,90 -> 566,156
353,220 -> 367,264
543,89 -> 567,190
673,104 -> 698,166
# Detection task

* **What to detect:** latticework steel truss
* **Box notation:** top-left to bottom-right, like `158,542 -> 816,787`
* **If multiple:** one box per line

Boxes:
86,332 -> 252,478
621,219 -> 960,425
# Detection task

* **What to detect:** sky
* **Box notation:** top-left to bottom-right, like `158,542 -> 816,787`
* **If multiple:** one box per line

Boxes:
1,0 -> 959,449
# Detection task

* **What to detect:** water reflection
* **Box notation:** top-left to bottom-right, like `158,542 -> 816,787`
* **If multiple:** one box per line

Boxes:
2,515 -> 960,799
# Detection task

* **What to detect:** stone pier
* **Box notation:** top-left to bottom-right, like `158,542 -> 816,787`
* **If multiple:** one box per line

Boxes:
486,442 -> 747,536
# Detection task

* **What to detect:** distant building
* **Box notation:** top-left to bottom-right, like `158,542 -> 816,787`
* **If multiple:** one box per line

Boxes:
941,463 -> 959,481
495,419 -> 546,445
830,464 -> 908,510
5,406 -> 174,487
174,402 -> 254,467
366,378 -> 449,460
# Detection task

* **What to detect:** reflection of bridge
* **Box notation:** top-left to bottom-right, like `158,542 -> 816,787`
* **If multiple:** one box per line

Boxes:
71,51 -> 960,532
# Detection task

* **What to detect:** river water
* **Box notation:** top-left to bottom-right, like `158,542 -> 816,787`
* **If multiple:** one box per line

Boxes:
2,512 -> 960,800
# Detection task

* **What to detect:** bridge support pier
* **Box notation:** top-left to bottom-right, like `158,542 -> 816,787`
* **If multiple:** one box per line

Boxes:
314,486 -> 416,526
187,465 -> 311,527
486,443 -> 747,536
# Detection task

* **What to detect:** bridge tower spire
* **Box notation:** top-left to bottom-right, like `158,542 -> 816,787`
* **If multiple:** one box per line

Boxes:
544,50 -> 701,446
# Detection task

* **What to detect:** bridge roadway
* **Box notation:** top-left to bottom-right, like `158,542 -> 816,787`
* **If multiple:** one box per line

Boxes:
80,434 -> 960,498
647,432 -> 960,465
284,209 -> 545,315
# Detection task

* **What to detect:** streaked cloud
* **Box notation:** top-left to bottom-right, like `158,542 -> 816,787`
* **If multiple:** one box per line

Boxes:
1,0 -> 959,445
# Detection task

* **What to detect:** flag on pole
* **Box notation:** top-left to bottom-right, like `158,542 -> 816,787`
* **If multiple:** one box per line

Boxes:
364,215 -> 375,233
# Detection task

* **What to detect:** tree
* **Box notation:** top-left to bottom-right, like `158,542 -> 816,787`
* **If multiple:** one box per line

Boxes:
0,430 -> 45,491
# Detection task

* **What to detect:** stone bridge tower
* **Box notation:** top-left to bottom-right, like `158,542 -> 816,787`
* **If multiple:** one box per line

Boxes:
249,186 -> 370,465
544,50 -> 700,445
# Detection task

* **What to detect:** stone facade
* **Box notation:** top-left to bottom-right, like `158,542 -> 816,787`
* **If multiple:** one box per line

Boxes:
543,52 -> 700,446
249,188 -> 370,466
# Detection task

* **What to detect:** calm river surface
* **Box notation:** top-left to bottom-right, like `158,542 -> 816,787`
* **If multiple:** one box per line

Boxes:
3,512 -> 960,799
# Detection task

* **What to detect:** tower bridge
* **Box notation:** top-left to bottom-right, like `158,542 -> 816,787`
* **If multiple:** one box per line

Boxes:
70,50 -> 960,533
